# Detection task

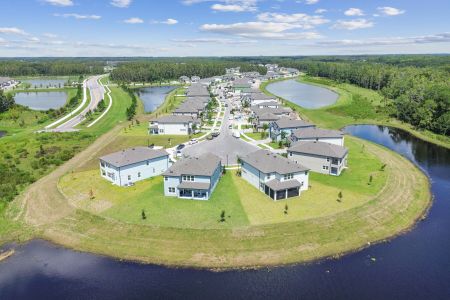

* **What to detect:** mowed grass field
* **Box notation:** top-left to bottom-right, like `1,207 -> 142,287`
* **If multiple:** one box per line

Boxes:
59,136 -> 387,229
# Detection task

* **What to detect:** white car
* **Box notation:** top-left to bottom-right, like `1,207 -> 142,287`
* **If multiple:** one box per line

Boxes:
228,116 -> 234,120
188,138 -> 198,145
233,131 -> 241,138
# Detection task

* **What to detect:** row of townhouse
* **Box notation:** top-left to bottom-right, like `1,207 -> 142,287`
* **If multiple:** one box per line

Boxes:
100,147 -> 222,200
149,83 -> 211,135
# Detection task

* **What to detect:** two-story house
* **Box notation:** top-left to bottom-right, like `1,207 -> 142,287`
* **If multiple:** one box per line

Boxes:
149,115 -> 199,135
162,153 -> 222,200
240,150 -> 309,201
287,141 -> 348,176
290,127 -> 345,146
99,147 -> 169,187
269,118 -> 315,141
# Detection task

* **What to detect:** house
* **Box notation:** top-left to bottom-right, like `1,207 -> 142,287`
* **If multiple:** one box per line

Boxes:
290,127 -> 345,146
99,147 -> 169,187
172,100 -> 205,118
186,84 -> 210,97
232,77 -> 252,93
269,118 -> 315,142
251,101 -> 280,109
191,76 -> 201,83
163,153 -> 222,200
179,76 -> 190,84
287,141 -> 348,176
252,107 -> 293,125
149,115 -> 199,135
240,150 -> 309,201
244,92 -> 277,105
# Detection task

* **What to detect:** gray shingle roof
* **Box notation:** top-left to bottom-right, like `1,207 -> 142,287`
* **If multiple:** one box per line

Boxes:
253,107 -> 292,117
240,149 -> 309,174
258,113 -> 280,121
291,127 -> 344,139
288,141 -> 348,158
274,118 -> 314,129
151,115 -> 199,124
163,153 -> 221,177
100,147 -> 168,168
265,179 -> 301,191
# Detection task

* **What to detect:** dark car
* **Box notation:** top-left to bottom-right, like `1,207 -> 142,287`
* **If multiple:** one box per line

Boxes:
212,132 -> 220,138
176,144 -> 185,151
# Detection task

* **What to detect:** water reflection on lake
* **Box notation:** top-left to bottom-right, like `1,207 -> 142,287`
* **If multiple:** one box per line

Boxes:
266,79 -> 338,108
14,91 -> 67,110
136,86 -> 176,112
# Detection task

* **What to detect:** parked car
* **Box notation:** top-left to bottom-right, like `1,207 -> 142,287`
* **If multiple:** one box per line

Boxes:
176,144 -> 185,151
206,135 -> 213,140
233,131 -> 241,138
228,124 -> 232,129
212,132 -> 220,138
176,150 -> 182,157
188,139 -> 198,145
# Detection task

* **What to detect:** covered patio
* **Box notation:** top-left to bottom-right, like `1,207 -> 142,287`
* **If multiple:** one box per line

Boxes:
264,179 -> 301,201
177,181 -> 211,200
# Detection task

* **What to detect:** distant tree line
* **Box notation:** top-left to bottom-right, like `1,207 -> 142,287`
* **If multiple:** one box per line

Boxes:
0,60 -> 104,76
110,61 -> 266,83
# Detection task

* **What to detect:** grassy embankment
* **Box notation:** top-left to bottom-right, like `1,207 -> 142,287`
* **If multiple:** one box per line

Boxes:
260,76 -> 450,149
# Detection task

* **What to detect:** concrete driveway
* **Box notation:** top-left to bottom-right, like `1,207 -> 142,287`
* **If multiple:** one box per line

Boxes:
182,98 -> 258,165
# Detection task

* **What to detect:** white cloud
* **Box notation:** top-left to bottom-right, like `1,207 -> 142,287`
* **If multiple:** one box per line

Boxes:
332,19 -> 373,30
344,8 -> 364,16
151,18 -> 178,25
43,33 -> 58,38
110,0 -> 132,8
124,17 -> 144,24
317,33 -> 450,47
200,21 -> 321,39
377,6 -> 405,16
172,38 -> 257,44
305,0 -> 319,4
54,13 -> 101,20
315,9 -> 326,14
257,12 -> 329,29
0,27 -> 28,35
211,4 -> 256,12
43,0 -> 73,6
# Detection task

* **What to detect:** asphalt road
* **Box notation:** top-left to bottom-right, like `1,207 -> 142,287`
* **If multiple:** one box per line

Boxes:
54,75 -> 105,131
182,98 -> 258,165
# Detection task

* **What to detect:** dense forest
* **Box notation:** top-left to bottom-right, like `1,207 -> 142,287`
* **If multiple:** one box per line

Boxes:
0,59 -> 104,76
110,61 -> 267,83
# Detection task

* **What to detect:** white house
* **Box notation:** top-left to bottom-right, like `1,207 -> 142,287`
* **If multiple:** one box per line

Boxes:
99,147 -> 169,186
149,115 -> 199,135
287,141 -> 348,176
240,150 -> 309,201
269,118 -> 315,142
290,127 -> 345,146
162,153 -> 222,200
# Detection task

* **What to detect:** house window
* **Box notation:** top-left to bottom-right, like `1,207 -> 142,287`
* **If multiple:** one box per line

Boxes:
284,173 -> 293,180
168,187 -> 175,193
159,129 -> 164,133
138,172 -> 141,178
289,152 -> 292,156
128,175 -> 132,180
322,166 -> 329,170
165,177 -> 168,181
101,170 -> 106,176
326,157 -> 330,162
182,175 -> 194,181
146,161 -> 149,165
100,161 -> 106,167
153,168 -> 155,173
266,174 -> 271,179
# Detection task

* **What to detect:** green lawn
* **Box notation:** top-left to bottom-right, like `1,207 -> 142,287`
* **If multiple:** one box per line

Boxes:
60,171 -> 250,229
245,132 -> 265,140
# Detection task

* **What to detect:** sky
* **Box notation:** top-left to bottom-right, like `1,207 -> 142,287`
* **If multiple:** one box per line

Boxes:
0,0 -> 449,57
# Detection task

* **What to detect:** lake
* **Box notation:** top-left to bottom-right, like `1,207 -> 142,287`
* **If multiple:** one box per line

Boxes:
136,86 -> 176,112
14,91 -> 68,111
266,79 -> 338,108
24,79 -> 67,88
0,125 -> 449,299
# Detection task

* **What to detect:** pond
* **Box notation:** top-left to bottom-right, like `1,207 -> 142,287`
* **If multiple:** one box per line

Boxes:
0,125 -> 449,299
266,79 -> 338,108
135,86 -> 176,112
23,79 -> 67,88
14,91 -> 68,111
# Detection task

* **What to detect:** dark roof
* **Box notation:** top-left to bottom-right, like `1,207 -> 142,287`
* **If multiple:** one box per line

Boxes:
273,118 -> 315,129
265,179 -> 301,191
258,113 -> 280,121
177,181 -> 210,190
151,115 -> 199,124
291,127 -> 344,139
253,107 -> 292,117
240,149 -> 309,174
100,147 -> 168,168
163,153 -> 221,177
288,141 -> 348,158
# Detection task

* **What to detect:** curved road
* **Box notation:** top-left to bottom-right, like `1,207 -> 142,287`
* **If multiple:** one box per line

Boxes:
53,75 -> 105,132
182,98 -> 258,165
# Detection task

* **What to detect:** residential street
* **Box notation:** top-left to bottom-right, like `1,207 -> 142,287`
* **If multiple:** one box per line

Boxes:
182,98 -> 258,165
53,75 -> 105,132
